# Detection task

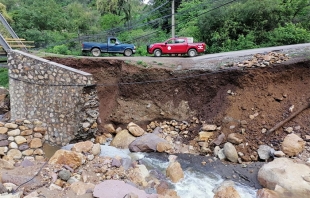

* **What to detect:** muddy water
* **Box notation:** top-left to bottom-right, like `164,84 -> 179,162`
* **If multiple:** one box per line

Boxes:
42,143 -> 62,159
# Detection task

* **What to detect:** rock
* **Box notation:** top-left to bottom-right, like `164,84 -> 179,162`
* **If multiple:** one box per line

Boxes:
213,146 -> 220,156
166,161 -> 184,183
22,149 -> 34,156
0,182 -> 8,194
20,129 -> 33,136
223,142 -> 238,163
0,134 -> 8,140
0,146 -> 8,155
33,149 -> 44,155
273,151 -> 285,157
49,183 -> 63,191
103,124 -> 116,134
0,159 -> 14,169
156,142 -> 173,153
201,124 -> 217,131
0,127 -> 8,134
258,158 -> 310,197
157,181 -> 180,198
71,141 -> 93,153
111,158 -> 121,167
33,126 -> 46,133
49,149 -> 85,169
9,142 -> 18,149
23,191 -> 39,198
4,123 -> 18,129
212,133 -> 225,146
281,134 -> 305,156
29,138 -> 42,148
198,132 -> 214,141
93,180 -> 157,198
20,159 -> 34,167
258,145 -> 273,160
70,181 -> 95,195
213,180 -> 241,198
218,149 -> 226,160
256,188 -> 280,198
7,149 -> 22,159
95,135 -> 107,144
19,144 -> 29,151
7,129 -> 20,136
58,170 -> 71,181
110,130 -> 136,149
127,122 -> 145,137
284,127 -> 293,133
14,136 -> 27,145
91,143 -> 101,155
129,133 -> 167,152
227,133 -> 243,144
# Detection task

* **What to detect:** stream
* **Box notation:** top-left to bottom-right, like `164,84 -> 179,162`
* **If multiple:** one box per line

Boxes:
60,144 -> 263,198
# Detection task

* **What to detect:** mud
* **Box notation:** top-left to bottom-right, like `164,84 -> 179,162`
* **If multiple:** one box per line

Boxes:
46,57 -> 310,161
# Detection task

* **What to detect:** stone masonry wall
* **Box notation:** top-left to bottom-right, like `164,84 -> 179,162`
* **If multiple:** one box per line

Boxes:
7,50 -> 99,146
0,119 -> 46,161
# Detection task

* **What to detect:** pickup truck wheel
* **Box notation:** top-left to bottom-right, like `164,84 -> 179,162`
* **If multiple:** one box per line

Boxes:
154,49 -> 162,57
188,49 -> 197,57
123,49 -> 133,57
91,48 -> 101,57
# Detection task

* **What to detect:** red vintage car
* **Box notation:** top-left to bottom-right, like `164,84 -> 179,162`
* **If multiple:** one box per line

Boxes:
147,37 -> 206,57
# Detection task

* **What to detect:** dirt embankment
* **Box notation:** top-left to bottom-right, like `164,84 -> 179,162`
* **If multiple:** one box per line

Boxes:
47,57 -> 310,159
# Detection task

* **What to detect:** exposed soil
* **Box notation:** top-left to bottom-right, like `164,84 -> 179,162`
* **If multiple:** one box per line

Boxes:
45,56 -> 310,162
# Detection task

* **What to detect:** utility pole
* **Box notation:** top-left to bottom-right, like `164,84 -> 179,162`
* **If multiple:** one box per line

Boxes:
171,0 -> 175,38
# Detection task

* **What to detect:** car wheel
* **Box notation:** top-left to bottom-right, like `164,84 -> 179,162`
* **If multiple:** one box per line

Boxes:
123,49 -> 133,57
91,48 -> 101,57
154,49 -> 162,57
188,49 -> 197,57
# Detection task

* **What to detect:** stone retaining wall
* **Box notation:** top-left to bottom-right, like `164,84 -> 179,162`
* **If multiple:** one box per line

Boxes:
7,50 -> 99,146
0,119 -> 46,160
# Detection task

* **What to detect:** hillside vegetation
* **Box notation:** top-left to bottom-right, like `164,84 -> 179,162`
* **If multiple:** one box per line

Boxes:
0,0 -> 310,56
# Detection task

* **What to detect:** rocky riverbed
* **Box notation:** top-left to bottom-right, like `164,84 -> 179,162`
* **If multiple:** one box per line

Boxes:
1,49 -> 310,197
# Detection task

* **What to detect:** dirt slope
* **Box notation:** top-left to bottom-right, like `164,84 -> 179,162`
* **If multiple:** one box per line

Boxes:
46,56 -> 310,160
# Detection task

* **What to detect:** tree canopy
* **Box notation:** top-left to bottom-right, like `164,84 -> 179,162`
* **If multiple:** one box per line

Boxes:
0,0 -> 309,55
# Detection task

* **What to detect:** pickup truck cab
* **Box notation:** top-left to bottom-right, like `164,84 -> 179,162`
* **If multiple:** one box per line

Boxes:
147,37 -> 206,57
82,37 -> 136,57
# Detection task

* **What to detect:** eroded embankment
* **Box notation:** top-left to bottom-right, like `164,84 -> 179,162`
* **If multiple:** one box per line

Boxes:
47,57 -> 310,158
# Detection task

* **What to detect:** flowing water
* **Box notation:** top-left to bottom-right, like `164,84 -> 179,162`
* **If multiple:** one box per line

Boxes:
138,153 -> 257,198
55,143 -> 258,198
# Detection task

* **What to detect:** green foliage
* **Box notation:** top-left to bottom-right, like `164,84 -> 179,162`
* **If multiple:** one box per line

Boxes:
0,68 -> 8,88
100,13 -> 123,30
266,23 -> 310,46
1,0 -> 310,55
47,44 -> 71,55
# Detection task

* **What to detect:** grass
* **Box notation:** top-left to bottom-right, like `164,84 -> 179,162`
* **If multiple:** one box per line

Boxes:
0,68 -> 8,88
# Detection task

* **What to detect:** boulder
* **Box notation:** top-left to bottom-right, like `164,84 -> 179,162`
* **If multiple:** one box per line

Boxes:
256,188 -> 280,198
91,143 -> 101,155
258,158 -> 310,197
0,159 -> 14,169
49,149 -> 85,169
223,142 -> 238,163
110,130 -> 136,149
281,134 -> 305,156
95,135 -> 107,144
156,142 -> 173,153
127,122 -> 145,137
70,181 -> 95,196
71,141 -> 93,153
166,161 -> 184,183
129,133 -> 167,152
93,180 -> 157,198
212,180 -> 241,198
103,124 -> 116,134
29,138 -> 42,148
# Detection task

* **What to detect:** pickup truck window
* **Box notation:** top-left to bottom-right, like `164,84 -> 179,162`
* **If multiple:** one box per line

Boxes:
175,39 -> 185,43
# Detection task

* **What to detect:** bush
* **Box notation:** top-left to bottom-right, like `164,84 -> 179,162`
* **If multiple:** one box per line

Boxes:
267,23 -> 310,46
46,44 -> 71,55
0,68 -> 8,88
